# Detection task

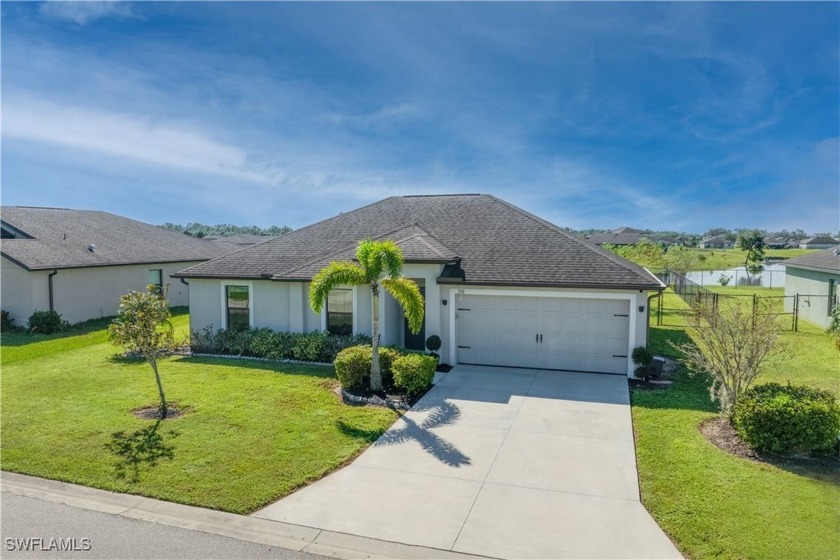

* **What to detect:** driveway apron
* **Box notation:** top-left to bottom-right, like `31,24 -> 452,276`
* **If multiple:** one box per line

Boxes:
253,365 -> 682,559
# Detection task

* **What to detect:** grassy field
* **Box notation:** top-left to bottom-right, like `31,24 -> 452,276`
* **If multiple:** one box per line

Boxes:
1,310 -> 398,514
689,248 -> 817,270
638,290 -> 839,559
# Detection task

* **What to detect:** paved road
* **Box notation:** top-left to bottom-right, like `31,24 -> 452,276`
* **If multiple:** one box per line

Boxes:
1,493 -> 328,559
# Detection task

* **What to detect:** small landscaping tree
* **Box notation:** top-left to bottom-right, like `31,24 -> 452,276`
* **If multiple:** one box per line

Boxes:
663,245 -> 698,276
309,239 -> 424,392
670,298 -> 783,416
737,230 -> 765,280
109,285 -> 176,418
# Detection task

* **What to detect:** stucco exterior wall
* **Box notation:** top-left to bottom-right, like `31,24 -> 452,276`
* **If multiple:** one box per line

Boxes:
1,257 -> 36,326
184,274 -> 654,375
1,258 -> 201,325
783,267 -> 839,329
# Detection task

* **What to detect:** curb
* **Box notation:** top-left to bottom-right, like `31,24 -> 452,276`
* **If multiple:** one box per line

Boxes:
1,472 -> 489,560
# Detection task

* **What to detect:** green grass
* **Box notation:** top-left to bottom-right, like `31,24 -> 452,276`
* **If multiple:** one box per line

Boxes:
638,290 -> 840,559
690,248 -> 817,270
1,311 -> 398,514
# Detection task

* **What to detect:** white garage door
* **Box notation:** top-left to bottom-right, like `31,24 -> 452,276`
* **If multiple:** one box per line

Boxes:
456,294 -> 631,374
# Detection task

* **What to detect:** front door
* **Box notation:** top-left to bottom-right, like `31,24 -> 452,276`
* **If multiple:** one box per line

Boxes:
404,285 -> 426,350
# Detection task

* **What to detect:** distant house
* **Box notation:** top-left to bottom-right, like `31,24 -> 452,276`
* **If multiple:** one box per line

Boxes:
0,207 -> 234,326
587,227 -> 650,246
698,235 -> 734,249
799,236 -> 838,250
763,237 -> 787,249
783,247 -> 840,328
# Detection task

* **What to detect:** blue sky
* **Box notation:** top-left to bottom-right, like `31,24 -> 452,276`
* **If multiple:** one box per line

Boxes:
2,1 -> 838,233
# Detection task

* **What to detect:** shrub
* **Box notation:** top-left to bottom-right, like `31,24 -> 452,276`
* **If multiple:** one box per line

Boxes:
1,310 -> 14,332
189,327 -> 371,363
733,383 -> 840,455
333,345 -> 402,391
28,310 -> 64,334
392,354 -> 436,396
334,345 -> 371,391
631,346 -> 653,368
425,335 -> 442,354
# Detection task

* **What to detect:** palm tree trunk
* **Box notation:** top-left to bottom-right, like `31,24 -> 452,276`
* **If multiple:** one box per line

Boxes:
149,355 -> 168,419
370,284 -> 382,391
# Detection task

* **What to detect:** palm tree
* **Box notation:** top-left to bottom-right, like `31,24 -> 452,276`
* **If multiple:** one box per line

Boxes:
310,239 -> 424,391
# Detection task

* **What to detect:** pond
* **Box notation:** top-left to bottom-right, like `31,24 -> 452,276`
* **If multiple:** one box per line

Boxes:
685,263 -> 786,288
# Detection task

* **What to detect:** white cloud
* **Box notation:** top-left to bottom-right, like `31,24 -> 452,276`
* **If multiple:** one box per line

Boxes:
39,1 -> 134,26
2,97 -> 276,185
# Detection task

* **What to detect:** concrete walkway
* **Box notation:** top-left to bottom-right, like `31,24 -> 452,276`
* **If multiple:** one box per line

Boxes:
255,365 -> 682,559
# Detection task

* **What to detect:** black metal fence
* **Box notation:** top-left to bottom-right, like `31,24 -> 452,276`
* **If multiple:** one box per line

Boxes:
653,270 -> 831,332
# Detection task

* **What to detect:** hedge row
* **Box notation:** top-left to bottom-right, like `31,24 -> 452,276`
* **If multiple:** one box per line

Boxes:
190,326 -> 372,364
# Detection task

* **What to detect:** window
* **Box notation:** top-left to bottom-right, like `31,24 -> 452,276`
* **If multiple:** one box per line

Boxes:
226,285 -> 250,330
829,279 -> 837,317
148,269 -> 163,293
327,289 -> 353,335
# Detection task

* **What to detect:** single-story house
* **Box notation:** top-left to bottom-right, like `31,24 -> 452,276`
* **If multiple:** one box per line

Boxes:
587,227 -> 650,246
0,207 -> 234,326
698,235 -> 734,249
782,246 -> 840,329
799,236 -> 839,250
763,237 -> 787,249
176,194 -> 664,377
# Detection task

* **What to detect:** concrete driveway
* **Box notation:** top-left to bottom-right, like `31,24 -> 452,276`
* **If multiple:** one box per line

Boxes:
254,365 -> 682,559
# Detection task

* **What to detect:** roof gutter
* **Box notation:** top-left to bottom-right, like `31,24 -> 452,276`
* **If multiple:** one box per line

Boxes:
48,269 -> 58,312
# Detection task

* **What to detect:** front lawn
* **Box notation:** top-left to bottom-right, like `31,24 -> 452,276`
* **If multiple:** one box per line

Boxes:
637,290 -> 839,559
1,311 -> 398,514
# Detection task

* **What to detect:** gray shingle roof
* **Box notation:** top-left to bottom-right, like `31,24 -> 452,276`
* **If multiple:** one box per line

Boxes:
799,236 -> 838,245
782,247 -> 840,273
1,207 -> 235,270
176,195 -> 662,290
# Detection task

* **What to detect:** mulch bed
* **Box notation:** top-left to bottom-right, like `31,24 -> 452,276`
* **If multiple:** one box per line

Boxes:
131,403 -> 187,420
336,384 -> 429,410
700,417 -> 840,478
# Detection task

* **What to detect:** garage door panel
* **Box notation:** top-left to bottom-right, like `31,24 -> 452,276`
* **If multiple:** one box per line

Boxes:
457,295 -> 631,375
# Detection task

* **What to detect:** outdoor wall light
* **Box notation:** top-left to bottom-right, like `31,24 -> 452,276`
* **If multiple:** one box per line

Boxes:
639,305 -> 645,312
442,299 -> 448,306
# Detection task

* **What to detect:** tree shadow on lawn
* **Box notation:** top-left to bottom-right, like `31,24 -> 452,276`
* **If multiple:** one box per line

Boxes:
176,355 -> 334,379
104,420 -> 178,483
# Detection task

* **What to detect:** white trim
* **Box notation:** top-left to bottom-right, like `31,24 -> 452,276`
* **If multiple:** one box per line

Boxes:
352,285 -> 359,334
220,280 -> 254,329
449,287 -> 640,377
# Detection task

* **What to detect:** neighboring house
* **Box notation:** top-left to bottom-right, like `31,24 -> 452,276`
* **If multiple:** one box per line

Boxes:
798,236 -> 838,250
176,194 -> 664,377
0,207 -> 234,326
782,247 -> 840,329
698,235 -> 734,249
587,226 -> 650,246
763,237 -> 787,249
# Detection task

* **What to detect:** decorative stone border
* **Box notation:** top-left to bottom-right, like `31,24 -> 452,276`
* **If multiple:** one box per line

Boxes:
340,388 -> 411,411
188,352 -> 334,367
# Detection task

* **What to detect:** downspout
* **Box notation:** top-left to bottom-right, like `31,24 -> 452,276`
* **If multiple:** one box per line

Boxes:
48,269 -> 58,311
